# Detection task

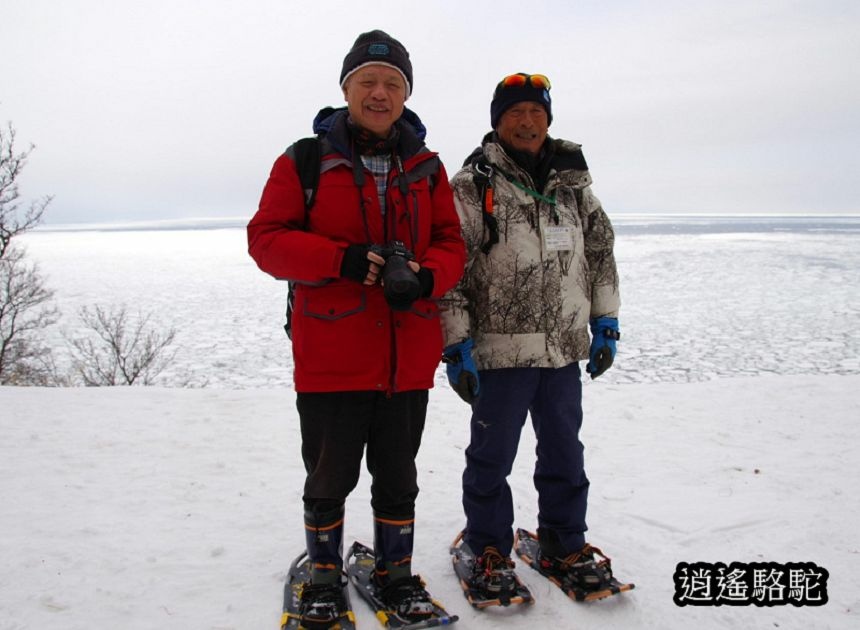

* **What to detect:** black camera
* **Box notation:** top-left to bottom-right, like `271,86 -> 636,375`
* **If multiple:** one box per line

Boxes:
370,240 -> 421,311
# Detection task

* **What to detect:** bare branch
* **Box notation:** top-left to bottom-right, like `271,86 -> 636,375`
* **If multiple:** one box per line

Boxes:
0,121 -> 53,259
0,119 -> 59,384
67,304 -> 178,386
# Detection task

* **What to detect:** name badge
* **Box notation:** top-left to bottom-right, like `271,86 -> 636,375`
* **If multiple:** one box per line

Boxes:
543,225 -> 573,252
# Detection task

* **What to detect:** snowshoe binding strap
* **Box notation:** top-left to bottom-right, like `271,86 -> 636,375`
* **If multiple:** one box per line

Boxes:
474,546 -> 519,601
298,582 -> 347,629
377,575 -> 434,622
540,543 -> 614,591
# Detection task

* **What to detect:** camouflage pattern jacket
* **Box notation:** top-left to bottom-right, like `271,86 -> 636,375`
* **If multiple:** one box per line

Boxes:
440,137 -> 620,370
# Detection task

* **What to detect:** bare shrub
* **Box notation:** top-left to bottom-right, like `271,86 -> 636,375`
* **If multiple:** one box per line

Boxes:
0,248 -> 59,384
66,304 -> 177,386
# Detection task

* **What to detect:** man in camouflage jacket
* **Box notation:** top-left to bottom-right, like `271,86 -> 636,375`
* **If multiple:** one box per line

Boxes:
441,72 -> 622,593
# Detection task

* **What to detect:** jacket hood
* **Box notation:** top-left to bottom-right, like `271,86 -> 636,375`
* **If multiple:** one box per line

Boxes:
465,132 -> 587,173
312,106 -> 427,140
311,106 -> 430,161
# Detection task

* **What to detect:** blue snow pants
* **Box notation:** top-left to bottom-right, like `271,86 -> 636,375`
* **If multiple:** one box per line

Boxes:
462,362 -> 588,557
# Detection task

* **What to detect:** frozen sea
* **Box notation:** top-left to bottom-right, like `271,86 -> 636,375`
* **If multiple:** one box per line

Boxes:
19,214 -> 860,388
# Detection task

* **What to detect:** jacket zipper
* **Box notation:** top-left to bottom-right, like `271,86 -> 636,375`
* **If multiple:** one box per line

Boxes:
387,154 -> 410,395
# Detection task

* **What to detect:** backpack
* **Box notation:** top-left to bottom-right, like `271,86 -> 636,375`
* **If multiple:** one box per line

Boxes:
283,136 -> 321,338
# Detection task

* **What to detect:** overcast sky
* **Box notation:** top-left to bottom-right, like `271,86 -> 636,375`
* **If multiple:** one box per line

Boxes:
3,0 -> 859,224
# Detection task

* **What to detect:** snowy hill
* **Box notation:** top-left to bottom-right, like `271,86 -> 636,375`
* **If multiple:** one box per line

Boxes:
2,376 -> 858,630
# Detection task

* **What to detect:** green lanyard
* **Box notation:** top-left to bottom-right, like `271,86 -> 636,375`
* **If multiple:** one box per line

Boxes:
507,178 -> 557,206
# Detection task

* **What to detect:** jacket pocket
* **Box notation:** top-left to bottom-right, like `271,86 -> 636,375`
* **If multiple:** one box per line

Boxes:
405,298 -> 439,320
292,284 -> 385,381
301,285 -> 367,321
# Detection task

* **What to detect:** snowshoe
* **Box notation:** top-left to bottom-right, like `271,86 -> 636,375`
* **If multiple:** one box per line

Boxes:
449,530 -> 533,609
346,541 -> 458,629
281,551 -> 355,630
514,528 -> 634,602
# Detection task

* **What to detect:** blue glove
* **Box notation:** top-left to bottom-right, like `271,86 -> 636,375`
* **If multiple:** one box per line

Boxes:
442,339 -> 480,403
586,317 -> 620,380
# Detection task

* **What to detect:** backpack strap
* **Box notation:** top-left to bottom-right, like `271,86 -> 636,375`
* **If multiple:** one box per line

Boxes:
283,136 -> 322,339
392,154 -> 441,191
291,136 -> 322,213
472,157 -> 499,255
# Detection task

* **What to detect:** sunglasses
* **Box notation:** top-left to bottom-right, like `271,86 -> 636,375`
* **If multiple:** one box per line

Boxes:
498,73 -> 552,90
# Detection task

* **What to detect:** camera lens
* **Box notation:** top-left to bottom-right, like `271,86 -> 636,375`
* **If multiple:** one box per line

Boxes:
382,255 -> 421,311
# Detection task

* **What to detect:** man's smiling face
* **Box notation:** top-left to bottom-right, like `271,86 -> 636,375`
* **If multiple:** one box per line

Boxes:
343,65 -> 407,138
496,101 -> 549,155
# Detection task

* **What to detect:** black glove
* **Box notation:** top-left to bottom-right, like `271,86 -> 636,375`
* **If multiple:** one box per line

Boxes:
416,267 -> 434,298
340,245 -> 372,283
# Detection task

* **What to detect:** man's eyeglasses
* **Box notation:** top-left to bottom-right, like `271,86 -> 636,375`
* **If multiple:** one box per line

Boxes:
498,73 -> 552,91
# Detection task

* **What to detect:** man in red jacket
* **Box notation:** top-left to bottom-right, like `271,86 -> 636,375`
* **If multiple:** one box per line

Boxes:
248,30 -> 465,625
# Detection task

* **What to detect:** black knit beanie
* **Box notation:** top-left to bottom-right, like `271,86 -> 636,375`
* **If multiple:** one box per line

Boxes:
490,73 -> 553,129
340,30 -> 413,96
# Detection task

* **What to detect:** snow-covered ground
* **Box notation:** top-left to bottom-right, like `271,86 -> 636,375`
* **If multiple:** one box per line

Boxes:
2,378 -> 858,630
3,216 -> 860,629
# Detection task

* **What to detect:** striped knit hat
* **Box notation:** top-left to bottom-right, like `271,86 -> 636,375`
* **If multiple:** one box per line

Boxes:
340,30 -> 413,97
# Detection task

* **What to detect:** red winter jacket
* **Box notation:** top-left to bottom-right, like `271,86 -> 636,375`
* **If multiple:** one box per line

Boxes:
248,108 -> 466,393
